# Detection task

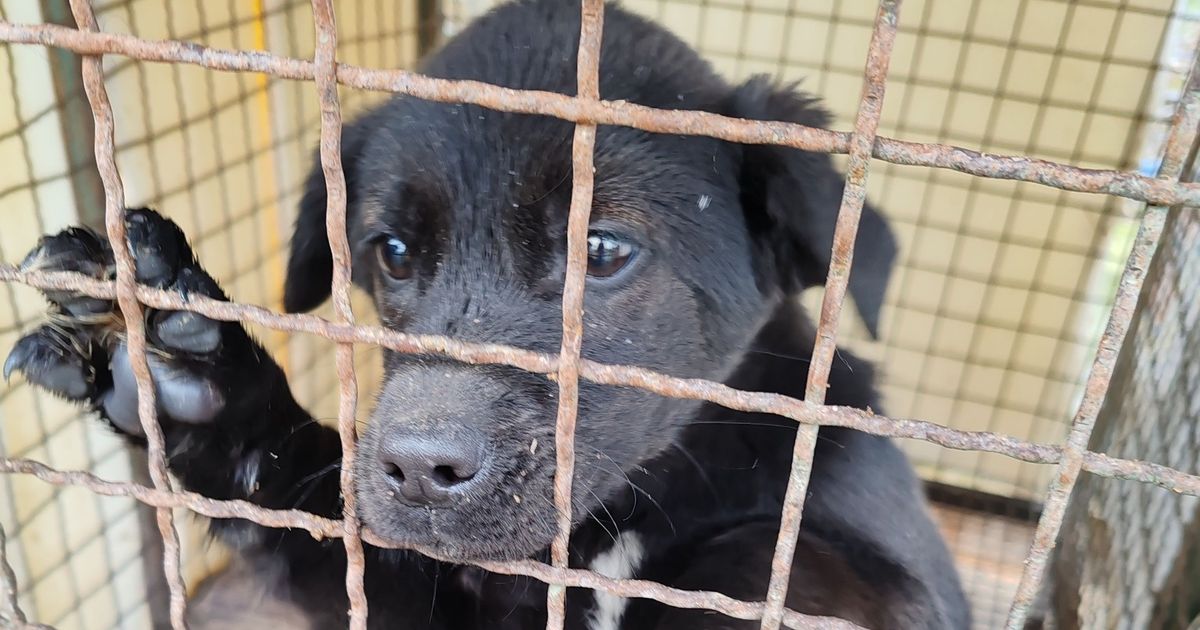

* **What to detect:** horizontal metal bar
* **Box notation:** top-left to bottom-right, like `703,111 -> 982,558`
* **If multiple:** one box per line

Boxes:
761,2 -> 903,628
307,0 -> 368,627
545,0 -> 604,627
0,457 -> 863,630
3,265 -> 1198,497
2,20 -> 1200,207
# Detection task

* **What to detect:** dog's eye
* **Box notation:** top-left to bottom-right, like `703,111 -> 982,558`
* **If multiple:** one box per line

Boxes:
586,230 -> 636,278
375,236 -> 413,280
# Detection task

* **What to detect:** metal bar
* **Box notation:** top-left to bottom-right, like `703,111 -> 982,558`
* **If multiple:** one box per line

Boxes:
0,457 -> 349,535
758,3 -> 902,629
4,264 -> 1200,498
308,1 -> 368,628
4,21 -> 1200,207
1003,41 -> 1200,630
0,457 -> 861,630
37,3 -> 173,624
0,519 -> 52,630
0,521 -> 25,627
546,0 -> 604,628
62,2 -> 189,628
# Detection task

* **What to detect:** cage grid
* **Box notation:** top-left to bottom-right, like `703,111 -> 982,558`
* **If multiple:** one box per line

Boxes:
870,0 -> 1144,503
522,0 -> 1200,509
0,1 -> 408,626
0,0 -> 1198,629
1046,186 -> 1200,630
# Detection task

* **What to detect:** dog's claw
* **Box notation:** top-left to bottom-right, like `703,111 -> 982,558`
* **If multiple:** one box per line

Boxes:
4,329 -> 93,400
3,342 -> 25,382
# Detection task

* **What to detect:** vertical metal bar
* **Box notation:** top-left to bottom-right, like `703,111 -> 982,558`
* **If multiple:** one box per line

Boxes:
51,0 -> 187,622
545,0 -> 604,628
0,520 -> 51,630
0,521 -> 26,627
65,2 -> 190,628
759,2 -> 902,629
128,451 -> 174,630
1004,43 -> 1200,630
309,1 -> 369,629
44,0 -> 184,622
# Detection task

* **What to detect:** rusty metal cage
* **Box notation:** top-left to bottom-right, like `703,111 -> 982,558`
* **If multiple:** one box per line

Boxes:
0,0 -> 1199,629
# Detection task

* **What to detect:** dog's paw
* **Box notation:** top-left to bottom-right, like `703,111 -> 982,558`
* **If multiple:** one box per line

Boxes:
5,209 -> 247,437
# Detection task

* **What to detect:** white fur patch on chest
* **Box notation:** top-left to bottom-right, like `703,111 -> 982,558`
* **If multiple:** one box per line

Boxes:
586,532 -> 645,630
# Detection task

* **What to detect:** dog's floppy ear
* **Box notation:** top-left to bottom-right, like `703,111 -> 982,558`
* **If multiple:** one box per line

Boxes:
283,112 -> 379,313
727,76 -> 897,338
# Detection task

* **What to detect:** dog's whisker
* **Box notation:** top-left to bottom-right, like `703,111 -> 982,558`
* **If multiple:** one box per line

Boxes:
582,453 -> 674,534
286,459 -> 342,508
668,442 -> 719,500
744,346 -> 813,364
578,444 -> 641,518
580,491 -> 620,547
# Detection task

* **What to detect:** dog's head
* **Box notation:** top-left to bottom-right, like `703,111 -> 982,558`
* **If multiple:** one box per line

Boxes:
282,0 -> 895,561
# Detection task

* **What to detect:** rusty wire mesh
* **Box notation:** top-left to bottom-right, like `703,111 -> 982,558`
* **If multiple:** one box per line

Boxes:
1045,157 -> 1200,630
436,6 -> 1194,506
0,0 -> 1199,629
1,1 -> 417,626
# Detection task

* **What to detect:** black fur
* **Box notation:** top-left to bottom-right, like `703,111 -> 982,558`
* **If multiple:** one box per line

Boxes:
5,1 -> 968,628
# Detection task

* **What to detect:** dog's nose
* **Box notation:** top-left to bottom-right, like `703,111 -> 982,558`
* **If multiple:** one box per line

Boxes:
377,431 -> 487,506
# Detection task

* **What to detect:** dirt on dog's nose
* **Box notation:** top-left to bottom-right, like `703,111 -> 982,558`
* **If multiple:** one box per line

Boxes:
377,430 -> 488,507
356,365 -> 557,559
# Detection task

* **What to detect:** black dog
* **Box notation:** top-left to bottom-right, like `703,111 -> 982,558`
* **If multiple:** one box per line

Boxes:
5,1 -> 969,627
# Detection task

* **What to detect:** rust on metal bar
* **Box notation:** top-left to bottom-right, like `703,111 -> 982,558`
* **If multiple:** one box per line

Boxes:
1003,43 -> 1200,630
0,457 -> 865,630
4,264 -> 1200,498
4,20 -> 1200,207
308,1 -> 369,628
546,1 -> 604,627
63,2 -> 188,628
0,458 -> 348,537
760,3 -> 901,629
473,560 -> 863,630
1081,453 -> 1200,494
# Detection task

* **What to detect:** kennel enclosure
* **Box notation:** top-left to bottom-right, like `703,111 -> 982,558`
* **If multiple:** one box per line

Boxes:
0,0 -> 1198,628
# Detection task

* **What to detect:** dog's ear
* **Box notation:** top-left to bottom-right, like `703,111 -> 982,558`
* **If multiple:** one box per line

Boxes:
283,113 -> 379,313
727,76 -> 897,338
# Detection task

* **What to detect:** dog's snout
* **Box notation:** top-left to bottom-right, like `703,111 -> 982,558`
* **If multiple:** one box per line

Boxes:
378,431 -> 487,506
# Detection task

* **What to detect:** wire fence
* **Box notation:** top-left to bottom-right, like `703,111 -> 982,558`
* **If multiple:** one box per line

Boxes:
1046,161 -> 1200,630
433,0 -> 1197,510
0,0 -> 1199,629
0,1 -> 410,626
